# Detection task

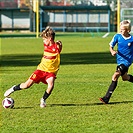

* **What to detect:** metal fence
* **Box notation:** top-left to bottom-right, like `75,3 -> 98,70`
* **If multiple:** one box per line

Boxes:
40,5 -> 111,32
121,8 -> 133,32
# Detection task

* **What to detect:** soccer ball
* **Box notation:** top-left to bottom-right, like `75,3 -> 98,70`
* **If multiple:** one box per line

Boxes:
2,97 -> 14,109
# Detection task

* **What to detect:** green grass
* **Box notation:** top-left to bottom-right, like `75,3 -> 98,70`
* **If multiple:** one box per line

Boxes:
0,33 -> 133,133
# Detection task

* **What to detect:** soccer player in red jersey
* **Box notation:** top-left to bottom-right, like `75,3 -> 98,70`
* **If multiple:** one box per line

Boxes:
4,26 -> 62,108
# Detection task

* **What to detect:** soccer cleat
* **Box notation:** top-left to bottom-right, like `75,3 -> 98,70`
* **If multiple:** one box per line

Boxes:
99,97 -> 109,104
40,98 -> 46,108
4,85 -> 16,97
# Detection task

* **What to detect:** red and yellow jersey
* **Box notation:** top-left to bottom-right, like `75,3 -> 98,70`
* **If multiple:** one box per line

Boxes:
37,43 -> 61,75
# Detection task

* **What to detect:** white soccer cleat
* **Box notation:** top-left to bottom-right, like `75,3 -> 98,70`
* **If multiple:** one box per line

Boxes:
4,85 -> 16,97
40,98 -> 46,108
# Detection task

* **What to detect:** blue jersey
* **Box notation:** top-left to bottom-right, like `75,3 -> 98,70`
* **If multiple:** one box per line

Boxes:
109,33 -> 133,67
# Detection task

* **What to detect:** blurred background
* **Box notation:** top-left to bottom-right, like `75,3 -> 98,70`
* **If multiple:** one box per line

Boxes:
0,0 -> 133,32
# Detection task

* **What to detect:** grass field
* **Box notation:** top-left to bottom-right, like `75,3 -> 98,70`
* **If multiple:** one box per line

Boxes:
0,32 -> 133,133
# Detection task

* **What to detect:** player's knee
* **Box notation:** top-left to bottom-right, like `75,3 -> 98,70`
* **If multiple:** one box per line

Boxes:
122,77 -> 128,81
112,72 -> 120,80
121,74 -> 130,81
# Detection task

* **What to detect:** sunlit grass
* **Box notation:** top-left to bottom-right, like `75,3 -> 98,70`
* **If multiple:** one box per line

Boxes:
0,33 -> 132,133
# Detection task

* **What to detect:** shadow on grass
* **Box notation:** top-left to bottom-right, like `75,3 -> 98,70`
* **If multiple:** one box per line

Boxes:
49,100 -> 133,107
61,52 -> 115,65
1,52 -> 115,67
11,101 -> 133,109
13,106 -> 34,109
109,101 -> 133,105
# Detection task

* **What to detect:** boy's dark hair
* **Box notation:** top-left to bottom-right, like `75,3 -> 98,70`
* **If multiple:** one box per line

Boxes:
40,26 -> 55,40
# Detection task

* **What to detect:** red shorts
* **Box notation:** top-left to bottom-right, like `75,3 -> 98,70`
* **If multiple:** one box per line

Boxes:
30,70 -> 56,84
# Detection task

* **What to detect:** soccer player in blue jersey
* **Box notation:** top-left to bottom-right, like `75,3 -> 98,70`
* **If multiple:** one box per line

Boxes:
99,20 -> 133,104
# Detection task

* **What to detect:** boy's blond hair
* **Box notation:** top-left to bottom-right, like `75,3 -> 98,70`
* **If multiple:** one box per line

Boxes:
120,20 -> 131,31
40,26 -> 55,40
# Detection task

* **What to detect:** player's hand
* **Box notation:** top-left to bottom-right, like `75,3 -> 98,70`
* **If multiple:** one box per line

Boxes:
56,40 -> 62,52
111,50 -> 117,56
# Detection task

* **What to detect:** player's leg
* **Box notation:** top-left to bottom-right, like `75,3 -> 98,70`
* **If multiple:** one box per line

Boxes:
40,77 -> 55,108
122,73 -> 133,82
20,79 -> 35,89
100,64 -> 128,104
4,79 -> 34,97
128,74 -> 133,82
99,71 -> 120,104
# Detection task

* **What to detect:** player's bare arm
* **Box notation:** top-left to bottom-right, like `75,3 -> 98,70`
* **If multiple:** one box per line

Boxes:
109,46 -> 117,56
56,40 -> 62,52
